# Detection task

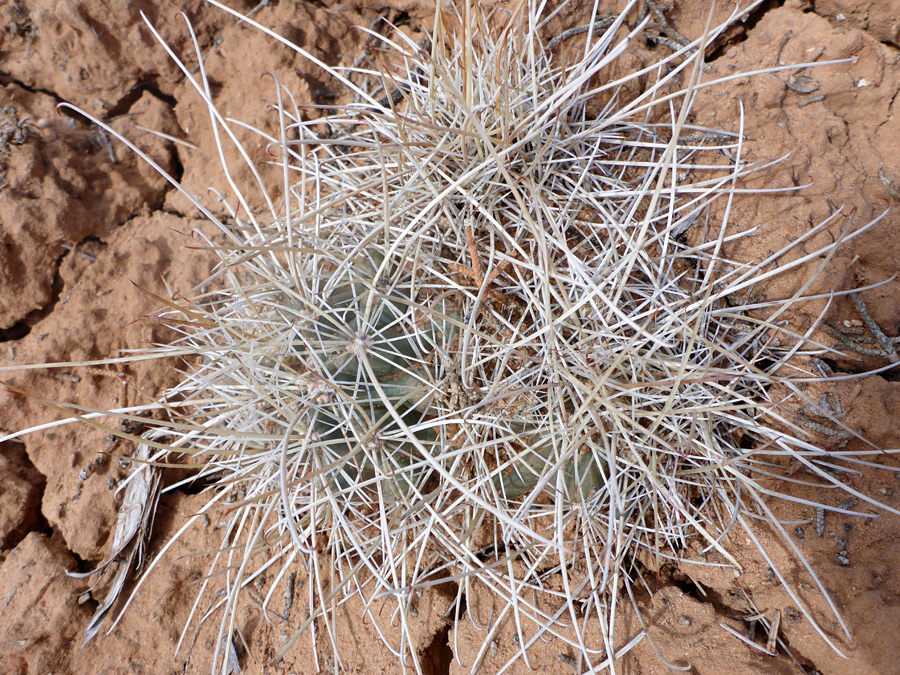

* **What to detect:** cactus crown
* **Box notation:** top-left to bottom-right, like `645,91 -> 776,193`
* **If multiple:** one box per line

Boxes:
291,249 -> 456,491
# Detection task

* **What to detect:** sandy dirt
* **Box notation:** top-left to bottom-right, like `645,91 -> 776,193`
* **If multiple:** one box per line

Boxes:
1,0 -> 899,673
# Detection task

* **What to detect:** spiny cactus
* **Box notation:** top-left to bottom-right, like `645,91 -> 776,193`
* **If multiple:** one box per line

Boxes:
7,1 -> 897,673
291,249 -> 457,492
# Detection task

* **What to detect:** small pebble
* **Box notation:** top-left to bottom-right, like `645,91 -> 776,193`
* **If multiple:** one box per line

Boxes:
838,553 -> 850,566
558,653 -> 576,667
783,607 -> 802,624
78,469 -> 88,481
678,616 -> 692,627
797,92 -> 825,107
786,74 -> 819,94
794,526 -> 805,540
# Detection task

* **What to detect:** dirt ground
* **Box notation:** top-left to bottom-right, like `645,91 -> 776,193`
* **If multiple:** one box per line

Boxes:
1,0 -> 900,673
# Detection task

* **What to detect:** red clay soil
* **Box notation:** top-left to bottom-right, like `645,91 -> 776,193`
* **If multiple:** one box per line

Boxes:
1,1 -> 899,674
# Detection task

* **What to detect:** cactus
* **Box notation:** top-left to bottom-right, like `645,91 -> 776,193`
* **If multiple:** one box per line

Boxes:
291,249 -> 457,491
10,1 -> 897,673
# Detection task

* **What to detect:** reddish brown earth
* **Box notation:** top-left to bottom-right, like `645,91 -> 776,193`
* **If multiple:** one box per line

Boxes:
1,1 -> 899,674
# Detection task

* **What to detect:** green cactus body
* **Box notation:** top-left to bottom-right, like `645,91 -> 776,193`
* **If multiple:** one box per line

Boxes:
292,251 -> 607,502
494,424 -> 608,501
293,252 -> 457,490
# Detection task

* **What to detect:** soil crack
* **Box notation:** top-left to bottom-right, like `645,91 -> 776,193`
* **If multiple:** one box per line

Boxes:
706,0 -> 786,63
0,439 -> 51,552
0,250 -> 64,343
103,78 -> 177,122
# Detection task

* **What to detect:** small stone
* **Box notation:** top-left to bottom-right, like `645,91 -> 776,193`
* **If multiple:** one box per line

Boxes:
783,606 -> 803,624
794,526 -> 805,540
678,616 -> 692,627
786,74 -> 819,94
558,653 -> 577,667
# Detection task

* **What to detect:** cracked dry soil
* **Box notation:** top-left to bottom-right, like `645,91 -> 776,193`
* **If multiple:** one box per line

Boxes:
1,0 -> 900,673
